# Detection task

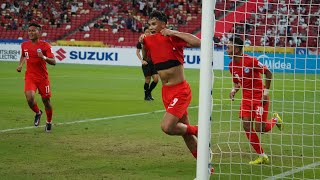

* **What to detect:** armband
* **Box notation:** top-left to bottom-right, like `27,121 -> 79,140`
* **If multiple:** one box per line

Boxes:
263,89 -> 269,96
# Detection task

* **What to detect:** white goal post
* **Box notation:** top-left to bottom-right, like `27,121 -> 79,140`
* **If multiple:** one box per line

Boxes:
196,0 -> 215,179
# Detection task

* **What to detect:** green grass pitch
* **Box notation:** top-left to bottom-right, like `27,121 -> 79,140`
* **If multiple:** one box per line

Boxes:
0,61 -> 319,179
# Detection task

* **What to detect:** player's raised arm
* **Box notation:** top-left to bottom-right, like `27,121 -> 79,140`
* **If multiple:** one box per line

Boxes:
160,28 -> 201,47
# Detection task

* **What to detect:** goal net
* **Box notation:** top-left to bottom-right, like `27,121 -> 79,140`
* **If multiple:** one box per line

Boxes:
1,0 -> 319,179
210,0 -> 320,179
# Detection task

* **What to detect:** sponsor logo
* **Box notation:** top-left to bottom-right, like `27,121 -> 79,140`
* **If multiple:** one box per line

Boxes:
184,55 -> 200,64
296,48 -> 306,55
70,51 -> 118,61
257,55 -> 292,69
0,49 -> 20,60
56,48 -> 67,61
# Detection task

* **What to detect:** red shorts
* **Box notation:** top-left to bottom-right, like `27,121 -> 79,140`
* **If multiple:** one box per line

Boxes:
240,99 -> 269,122
24,78 -> 51,98
162,80 -> 191,119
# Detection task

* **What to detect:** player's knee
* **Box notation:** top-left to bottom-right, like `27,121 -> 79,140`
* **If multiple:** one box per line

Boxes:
255,125 -> 262,132
26,97 -> 35,106
27,100 -> 34,107
255,127 -> 261,132
255,122 -> 265,132
161,123 -> 173,135
42,98 -> 51,109
242,123 -> 251,132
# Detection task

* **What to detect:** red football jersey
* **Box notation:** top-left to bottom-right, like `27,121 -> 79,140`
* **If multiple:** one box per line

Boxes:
21,40 -> 54,80
143,33 -> 187,64
229,54 -> 268,100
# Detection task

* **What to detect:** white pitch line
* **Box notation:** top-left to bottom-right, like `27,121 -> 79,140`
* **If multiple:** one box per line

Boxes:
1,103 -> 318,133
0,106 -> 199,133
0,75 -> 140,80
265,161 -> 320,180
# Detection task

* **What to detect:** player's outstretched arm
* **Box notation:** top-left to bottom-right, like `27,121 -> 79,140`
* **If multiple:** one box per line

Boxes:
160,29 -> 201,47
16,55 -> 25,72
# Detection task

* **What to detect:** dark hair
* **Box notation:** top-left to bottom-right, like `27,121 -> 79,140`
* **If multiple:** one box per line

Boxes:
149,10 -> 167,23
29,23 -> 42,30
229,36 -> 243,51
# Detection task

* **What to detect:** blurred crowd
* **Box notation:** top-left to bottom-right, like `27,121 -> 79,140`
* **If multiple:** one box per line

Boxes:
2,0 -> 320,47
216,0 -> 320,47
0,0 -> 201,33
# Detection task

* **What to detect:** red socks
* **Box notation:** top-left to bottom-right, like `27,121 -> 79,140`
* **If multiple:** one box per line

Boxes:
245,129 -> 264,154
45,109 -> 53,123
186,125 -> 198,136
186,126 -> 198,158
31,104 -> 40,114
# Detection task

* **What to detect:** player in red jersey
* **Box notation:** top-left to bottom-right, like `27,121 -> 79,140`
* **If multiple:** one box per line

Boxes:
139,10 -> 213,172
226,36 -> 283,164
16,23 -> 56,132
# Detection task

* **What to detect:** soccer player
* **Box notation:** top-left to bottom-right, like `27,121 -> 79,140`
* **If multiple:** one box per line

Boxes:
140,10 -> 205,168
226,36 -> 283,164
136,25 -> 159,101
16,23 -> 56,132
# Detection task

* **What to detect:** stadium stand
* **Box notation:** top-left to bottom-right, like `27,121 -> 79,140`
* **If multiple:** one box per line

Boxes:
212,0 -> 320,48
0,0 -> 236,47
64,0 -> 206,46
0,0 -> 104,41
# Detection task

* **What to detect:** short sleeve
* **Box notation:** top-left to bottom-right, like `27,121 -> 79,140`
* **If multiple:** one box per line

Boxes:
253,57 -> 268,74
44,43 -> 54,58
